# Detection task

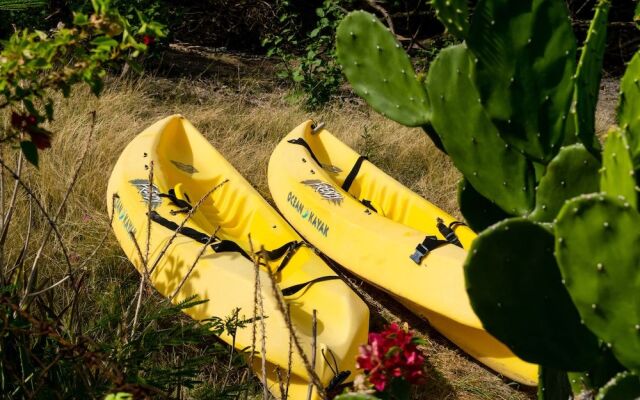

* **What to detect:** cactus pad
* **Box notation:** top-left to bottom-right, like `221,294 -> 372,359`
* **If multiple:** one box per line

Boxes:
538,367 -> 571,400
601,128 -> 637,209
618,51 -> 640,164
465,218 -> 600,369
596,371 -> 640,400
467,0 -> 577,162
336,11 -> 430,127
428,44 -> 535,215
431,0 -> 469,39
556,194 -> 640,373
574,0 -> 610,154
458,178 -> 510,232
529,144 -> 601,222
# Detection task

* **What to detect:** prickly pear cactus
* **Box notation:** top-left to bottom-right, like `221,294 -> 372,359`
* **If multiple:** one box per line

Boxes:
457,178 -> 510,232
601,128 -> 637,209
466,0 -> 577,162
574,0 -> 610,153
538,367 -> 572,400
569,351 -> 626,395
335,11 -> 430,127
528,144 -> 600,222
556,195 -> 640,373
431,0 -> 468,39
618,52 -> 640,164
596,371 -> 640,400
465,218 -> 600,369
427,44 -> 535,215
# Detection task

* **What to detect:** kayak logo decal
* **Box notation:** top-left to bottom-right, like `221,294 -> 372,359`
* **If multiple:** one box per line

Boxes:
287,191 -> 329,237
130,179 -> 162,209
321,163 -> 342,174
113,195 -> 136,234
301,179 -> 343,205
171,160 -> 198,174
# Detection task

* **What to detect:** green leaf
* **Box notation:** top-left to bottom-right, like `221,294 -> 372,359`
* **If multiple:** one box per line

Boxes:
20,141 -> 38,167
0,0 -> 46,10
334,394 -> 380,400
44,100 -> 54,121
72,11 -> 90,25
90,36 -> 119,49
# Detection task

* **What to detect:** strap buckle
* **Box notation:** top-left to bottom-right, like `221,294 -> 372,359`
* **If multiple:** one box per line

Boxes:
410,235 -> 449,265
410,235 -> 438,264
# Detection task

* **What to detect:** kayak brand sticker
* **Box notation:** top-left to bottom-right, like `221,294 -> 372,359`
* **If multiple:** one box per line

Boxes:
171,160 -> 198,174
321,163 -> 342,174
130,179 -> 162,209
113,195 -> 136,234
301,179 -> 343,205
287,191 -> 329,237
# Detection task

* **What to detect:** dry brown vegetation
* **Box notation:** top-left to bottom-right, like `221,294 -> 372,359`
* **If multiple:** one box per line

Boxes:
4,50 -> 619,399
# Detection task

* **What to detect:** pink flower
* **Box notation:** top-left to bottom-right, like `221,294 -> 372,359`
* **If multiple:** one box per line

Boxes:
142,35 -> 155,46
356,323 -> 426,393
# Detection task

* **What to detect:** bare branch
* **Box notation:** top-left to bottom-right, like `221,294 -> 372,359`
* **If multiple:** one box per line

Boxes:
366,0 -> 395,34
22,111 -> 96,304
147,179 -> 229,276
168,226 -> 220,301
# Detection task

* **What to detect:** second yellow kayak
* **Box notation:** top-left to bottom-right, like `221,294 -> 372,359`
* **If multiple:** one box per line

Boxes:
268,120 -> 537,386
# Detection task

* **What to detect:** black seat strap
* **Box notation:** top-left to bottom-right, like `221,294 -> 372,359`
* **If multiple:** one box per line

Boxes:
341,155 -> 368,192
436,217 -> 463,248
360,199 -> 377,213
159,189 -> 192,214
287,138 -> 323,166
280,276 -> 340,296
258,241 -> 304,273
410,235 -> 449,265
148,211 -> 250,259
258,240 -> 300,261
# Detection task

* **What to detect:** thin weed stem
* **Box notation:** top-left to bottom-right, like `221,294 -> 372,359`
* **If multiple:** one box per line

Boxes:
22,111 -> 96,304
147,179 -> 229,276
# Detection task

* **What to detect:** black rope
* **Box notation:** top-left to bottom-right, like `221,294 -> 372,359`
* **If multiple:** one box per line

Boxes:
341,155 -> 368,192
449,220 -> 467,230
280,276 -> 340,296
322,348 -> 351,391
287,138 -> 323,166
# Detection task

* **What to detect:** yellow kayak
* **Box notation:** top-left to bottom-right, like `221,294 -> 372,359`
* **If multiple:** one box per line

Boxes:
267,120 -> 537,386
106,115 -> 369,399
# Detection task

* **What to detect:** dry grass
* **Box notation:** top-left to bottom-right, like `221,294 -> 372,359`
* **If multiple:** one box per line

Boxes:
7,52 -> 619,398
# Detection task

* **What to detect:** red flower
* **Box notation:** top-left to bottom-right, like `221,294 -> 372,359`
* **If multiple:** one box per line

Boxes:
27,128 -> 51,150
10,112 -> 23,128
142,35 -> 155,46
356,323 -> 426,392
10,112 -> 37,129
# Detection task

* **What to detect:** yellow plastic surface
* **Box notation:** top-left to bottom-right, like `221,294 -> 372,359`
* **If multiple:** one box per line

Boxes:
267,121 -> 537,386
107,115 -> 369,399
